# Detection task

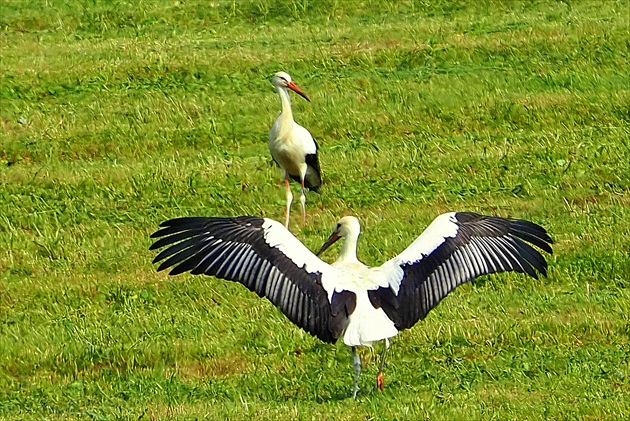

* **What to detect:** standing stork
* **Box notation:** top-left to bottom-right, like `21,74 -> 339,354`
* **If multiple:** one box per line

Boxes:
150,212 -> 552,399
269,71 -> 322,228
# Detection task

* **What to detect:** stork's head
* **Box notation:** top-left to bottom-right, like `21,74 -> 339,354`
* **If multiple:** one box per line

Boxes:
316,216 -> 361,256
271,71 -> 311,102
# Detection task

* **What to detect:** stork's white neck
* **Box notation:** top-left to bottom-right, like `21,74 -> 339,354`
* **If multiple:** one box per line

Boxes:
336,230 -> 360,265
276,86 -> 294,123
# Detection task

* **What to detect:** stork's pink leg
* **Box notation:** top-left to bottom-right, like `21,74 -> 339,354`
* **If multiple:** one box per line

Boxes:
299,179 -> 306,227
284,177 -> 293,229
376,338 -> 390,392
352,347 -> 361,399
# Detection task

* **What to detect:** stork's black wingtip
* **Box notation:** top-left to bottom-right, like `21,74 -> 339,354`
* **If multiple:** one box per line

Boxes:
540,266 -> 549,278
166,265 -> 188,276
155,261 -> 172,272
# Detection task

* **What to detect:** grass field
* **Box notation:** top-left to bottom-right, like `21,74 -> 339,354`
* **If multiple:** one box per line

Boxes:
1,0 -> 629,419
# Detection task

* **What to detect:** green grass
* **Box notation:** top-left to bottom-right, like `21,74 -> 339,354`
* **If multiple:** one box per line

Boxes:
1,0 -> 629,419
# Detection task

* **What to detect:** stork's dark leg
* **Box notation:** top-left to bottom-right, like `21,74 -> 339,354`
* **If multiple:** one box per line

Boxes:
352,346 -> 361,399
284,176 -> 292,229
376,338 -> 390,391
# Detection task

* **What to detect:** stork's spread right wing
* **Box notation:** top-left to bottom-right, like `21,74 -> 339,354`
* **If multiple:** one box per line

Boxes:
150,216 -> 353,343
371,212 -> 553,330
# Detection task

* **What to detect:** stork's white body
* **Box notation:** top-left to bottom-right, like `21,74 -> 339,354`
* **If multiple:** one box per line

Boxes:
269,120 -> 315,180
331,261 -> 398,346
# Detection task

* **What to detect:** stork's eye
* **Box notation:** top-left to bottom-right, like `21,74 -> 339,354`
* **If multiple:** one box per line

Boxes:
336,223 -> 341,230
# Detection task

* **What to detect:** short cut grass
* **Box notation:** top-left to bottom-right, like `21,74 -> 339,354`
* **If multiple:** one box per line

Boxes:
1,0 -> 629,420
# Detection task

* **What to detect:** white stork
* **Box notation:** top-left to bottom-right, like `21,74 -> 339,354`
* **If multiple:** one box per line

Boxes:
150,212 -> 552,399
269,71 -> 322,228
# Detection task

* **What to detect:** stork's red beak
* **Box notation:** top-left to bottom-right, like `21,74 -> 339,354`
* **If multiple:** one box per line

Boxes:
316,232 -> 340,256
287,81 -> 311,102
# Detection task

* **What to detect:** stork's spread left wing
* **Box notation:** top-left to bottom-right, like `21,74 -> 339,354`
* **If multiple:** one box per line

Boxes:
150,216 -> 353,343
370,212 -> 553,331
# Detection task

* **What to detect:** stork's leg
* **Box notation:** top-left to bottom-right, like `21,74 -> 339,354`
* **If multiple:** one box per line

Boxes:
376,338 -> 390,391
352,346 -> 361,399
284,176 -> 293,229
299,179 -> 306,227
